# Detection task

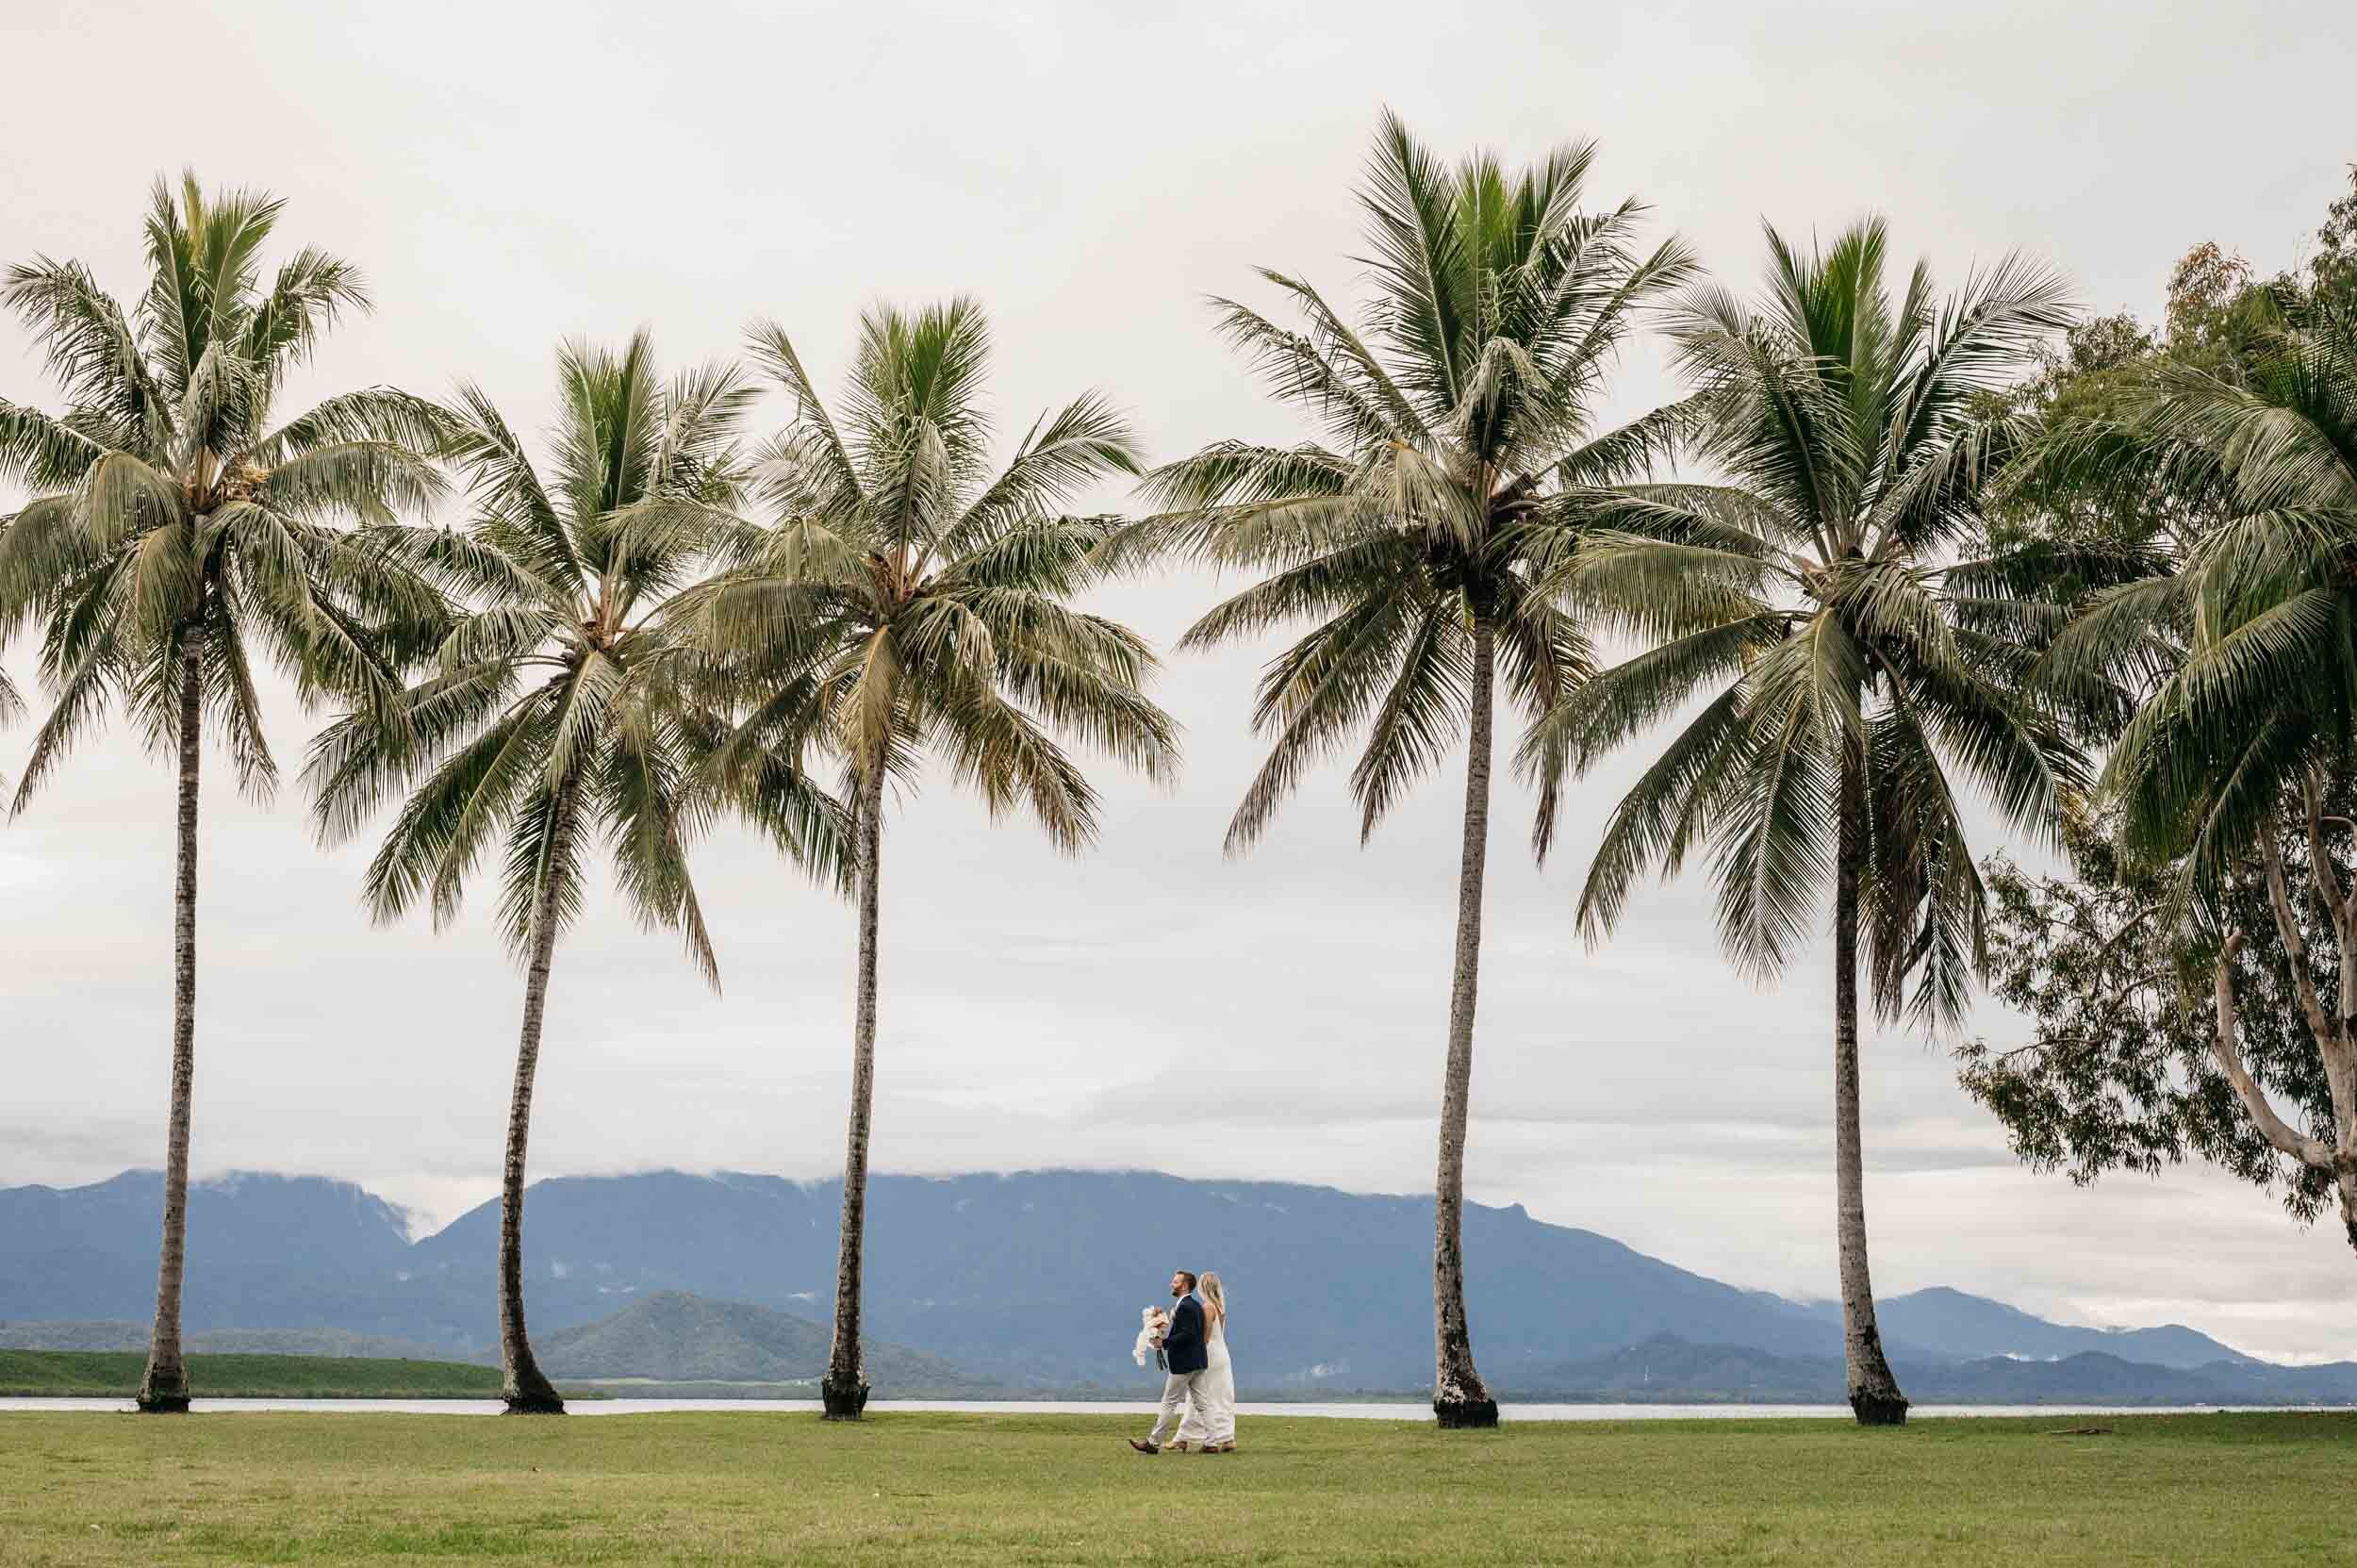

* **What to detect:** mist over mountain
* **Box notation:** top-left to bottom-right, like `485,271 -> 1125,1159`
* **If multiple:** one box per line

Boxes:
0,1166 -> 2284,1396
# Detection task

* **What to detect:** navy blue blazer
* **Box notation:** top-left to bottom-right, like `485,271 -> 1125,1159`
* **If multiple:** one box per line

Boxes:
1160,1294 -> 1209,1375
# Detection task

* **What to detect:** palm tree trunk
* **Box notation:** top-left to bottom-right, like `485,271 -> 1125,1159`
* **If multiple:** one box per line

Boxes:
1433,616 -> 1499,1429
1835,747 -> 1907,1426
497,776 -> 581,1415
137,624 -> 206,1414
823,751 -> 887,1420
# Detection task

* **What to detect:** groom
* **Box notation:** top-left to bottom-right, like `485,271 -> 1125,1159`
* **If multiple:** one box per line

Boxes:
1128,1268 -> 1210,1454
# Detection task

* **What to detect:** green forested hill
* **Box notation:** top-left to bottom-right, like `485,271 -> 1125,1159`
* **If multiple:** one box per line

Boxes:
536,1292 -> 997,1393
0,1295 -> 997,1396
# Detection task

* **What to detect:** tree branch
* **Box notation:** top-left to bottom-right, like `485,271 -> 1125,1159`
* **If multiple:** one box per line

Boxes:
2301,767 -> 2351,931
2261,830 -> 2337,1052
2210,930 -> 2337,1170
2289,771 -> 2357,1148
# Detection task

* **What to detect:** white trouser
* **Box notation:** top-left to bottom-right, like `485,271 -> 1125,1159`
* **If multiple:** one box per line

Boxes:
1147,1369 -> 1211,1445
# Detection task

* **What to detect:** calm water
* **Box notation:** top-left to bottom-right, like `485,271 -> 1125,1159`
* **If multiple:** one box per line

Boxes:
0,1397 -> 2315,1419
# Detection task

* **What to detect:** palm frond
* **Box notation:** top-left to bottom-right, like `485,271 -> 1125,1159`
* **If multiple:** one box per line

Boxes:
745,319 -> 865,517
1574,684 -> 1755,943
442,381 -> 581,591
940,392 -> 1142,560
1347,605 -> 1471,841
0,399 -> 107,490
4,256 -> 168,441
1357,107 -> 1470,417
1708,667 -> 1838,979
1219,591 -> 1419,854
496,780 -> 588,966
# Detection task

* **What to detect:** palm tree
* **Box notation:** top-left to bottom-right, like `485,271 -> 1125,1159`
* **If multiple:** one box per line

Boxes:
1537,219 -> 2077,1425
304,333 -> 842,1413
675,298 -> 1178,1418
1119,113 -> 1695,1428
0,175 -> 444,1412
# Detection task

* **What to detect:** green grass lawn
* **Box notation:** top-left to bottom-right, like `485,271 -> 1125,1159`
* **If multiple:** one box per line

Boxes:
0,1410 -> 2348,1565
0,1349 -> 503,1399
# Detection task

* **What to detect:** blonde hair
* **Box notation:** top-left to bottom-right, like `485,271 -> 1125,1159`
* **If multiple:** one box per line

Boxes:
1197,1271 -> 1228,1328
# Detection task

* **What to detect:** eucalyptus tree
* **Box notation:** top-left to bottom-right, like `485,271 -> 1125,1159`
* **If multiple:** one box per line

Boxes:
304,333 -> 841,1413
675,298 -> 1177,1418
1962,798 -> 2357,1257
1536,220 -> 2077,1425
0,176 -> 444,1412
1119,113 -> 1695,1428
2015,293 -> 2357,1254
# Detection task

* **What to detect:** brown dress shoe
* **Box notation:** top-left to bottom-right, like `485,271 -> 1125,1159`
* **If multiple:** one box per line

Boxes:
1128,1439 -> 1160,1455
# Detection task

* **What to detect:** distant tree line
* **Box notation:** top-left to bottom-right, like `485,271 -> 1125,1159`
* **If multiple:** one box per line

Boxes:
5,124 -> 2352,1429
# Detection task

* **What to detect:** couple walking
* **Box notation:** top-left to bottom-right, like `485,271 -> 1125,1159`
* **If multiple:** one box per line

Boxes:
1131,1268 -> 1237,1455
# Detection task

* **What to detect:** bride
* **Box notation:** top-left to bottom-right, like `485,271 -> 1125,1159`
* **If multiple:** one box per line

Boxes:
1176,1271 -> 1236,1453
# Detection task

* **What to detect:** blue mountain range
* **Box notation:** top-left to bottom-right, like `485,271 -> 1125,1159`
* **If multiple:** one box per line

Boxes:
0,1167 -> 2306,1395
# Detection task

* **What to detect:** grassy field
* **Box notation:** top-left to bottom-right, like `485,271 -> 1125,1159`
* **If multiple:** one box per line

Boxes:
0,1349 -> 503,1399
1,1410 -> 2350,1565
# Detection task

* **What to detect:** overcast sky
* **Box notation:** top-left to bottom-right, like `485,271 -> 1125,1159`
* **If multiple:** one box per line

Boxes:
5,0 -> 2356,1362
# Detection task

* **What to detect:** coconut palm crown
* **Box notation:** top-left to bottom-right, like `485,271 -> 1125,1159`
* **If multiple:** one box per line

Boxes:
1538,218 -> 2080,1424
1118,113 -> 1698,1427
674,297 -> 1178,1417
0,174 -> 445,1411
2043,295 -> 2357,883
304,331 -> 842,1412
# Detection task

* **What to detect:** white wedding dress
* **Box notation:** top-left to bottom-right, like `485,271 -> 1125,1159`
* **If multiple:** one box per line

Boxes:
1178,1314 -> 1236,1448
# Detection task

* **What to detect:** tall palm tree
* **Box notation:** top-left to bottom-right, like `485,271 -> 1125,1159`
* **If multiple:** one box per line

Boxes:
675,298 -> 1177,1418
1537,219 -> 2077,1425
0,175 -> 444,1412
304,333 -> 841,1413
1116,114 -> 1693,1428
